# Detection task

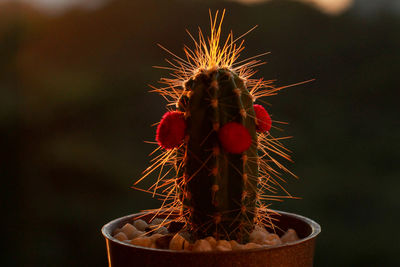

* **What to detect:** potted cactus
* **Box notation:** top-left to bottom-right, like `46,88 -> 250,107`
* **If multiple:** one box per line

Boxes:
102,10 -> 320,267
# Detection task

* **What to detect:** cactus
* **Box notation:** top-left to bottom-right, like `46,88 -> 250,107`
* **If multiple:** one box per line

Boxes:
135,10 -> 299,244
176,68 -> 258,242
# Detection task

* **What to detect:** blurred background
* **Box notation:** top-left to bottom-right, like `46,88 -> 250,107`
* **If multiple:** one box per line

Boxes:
1,0 -> 399,266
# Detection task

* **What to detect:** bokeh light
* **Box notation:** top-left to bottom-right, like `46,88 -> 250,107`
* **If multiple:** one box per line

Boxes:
231,0 -> 353,14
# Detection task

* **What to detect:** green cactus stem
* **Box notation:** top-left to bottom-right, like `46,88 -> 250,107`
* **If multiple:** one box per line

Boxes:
176,68 -> 258,243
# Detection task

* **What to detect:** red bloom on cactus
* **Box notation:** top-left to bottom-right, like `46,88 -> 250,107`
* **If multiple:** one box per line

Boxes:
156,111 -> 186,149
253,104 -> 272,132
218,122 -> 252,154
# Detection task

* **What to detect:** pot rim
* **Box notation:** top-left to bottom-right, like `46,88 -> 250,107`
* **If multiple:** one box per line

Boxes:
101,209 -> 321,254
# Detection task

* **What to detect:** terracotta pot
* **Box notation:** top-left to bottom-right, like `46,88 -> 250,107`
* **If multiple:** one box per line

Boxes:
101,210 -> 321,267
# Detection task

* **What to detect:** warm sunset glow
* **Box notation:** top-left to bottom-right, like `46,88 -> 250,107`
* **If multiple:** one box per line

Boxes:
305,0 -> 353,14
1,0 -> 353,15
232,0 -> 354,15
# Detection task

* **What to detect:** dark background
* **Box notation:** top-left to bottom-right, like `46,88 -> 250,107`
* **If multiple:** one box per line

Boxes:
1,0 -> 399,266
